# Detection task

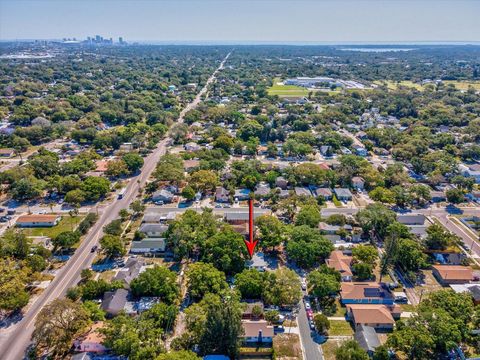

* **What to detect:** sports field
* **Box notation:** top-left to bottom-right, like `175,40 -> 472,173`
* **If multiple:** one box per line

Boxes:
374,79 -> 480,91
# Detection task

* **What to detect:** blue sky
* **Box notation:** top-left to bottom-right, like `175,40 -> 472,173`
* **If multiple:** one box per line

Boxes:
0,0 -> 479,43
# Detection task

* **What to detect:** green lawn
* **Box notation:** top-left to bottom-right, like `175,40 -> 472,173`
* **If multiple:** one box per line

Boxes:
21,215 -> 85,238
268,82 -> 310,97
328,320 -> 354,336
443,80 -> 480,91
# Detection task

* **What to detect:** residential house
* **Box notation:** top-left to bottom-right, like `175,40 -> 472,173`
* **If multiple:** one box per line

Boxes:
314,188 -> 332,200
353,145 -> 368,157
246,253 -> 267,272
459,163 -> 480,184
340,282 -> 394,305
215,186 -> 230,203
320,145 -> 333,157
295,187 -> 312,197
74,322 -> 107,353
113,258 -> 145,287
355,325 -> 381,357
432,265 -> 473,285
139,223 -> 168,237
152,189 -> 174,204
184,142 -> 201,152
397,214 -> 425,225
101,289 -> 128,317
16,214 -> 61,228
326,251 -> 353,281
431,190 -> 447,202
130,238 -> 166,254
275,176 -> 288,190
347,305 -> 395,331
0,148 -> 14,157
450,283 -> 480,305
124,297 -> 160,315
352,177 -> 365,191
254,183 -> 271,199
142,213 -> 163,223
234,188 -> 251,201
241,320 -> 274,344
223,210 -> 269,225
242,302 -> 265,320
184,159 -> 201,172
334,188 -> 353,201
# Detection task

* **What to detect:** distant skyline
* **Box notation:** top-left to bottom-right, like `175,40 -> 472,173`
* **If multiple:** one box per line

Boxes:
1,0 -> 480,43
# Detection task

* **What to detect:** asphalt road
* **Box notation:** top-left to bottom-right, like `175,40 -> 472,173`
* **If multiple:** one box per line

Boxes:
297,296 -> 324,360
0,52 -> 231,360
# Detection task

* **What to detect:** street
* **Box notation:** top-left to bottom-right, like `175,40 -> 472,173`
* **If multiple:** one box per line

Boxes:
297,294 -> 324,360
0,51 -> 231,360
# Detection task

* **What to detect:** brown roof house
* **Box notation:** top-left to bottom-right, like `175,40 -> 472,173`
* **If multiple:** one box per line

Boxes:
346,305 -> 395,331
340,282 -> 394,305
16,214 -> 61,228
432,265 -> 473,285
326,251 -> 353,281
241,320 -> 274,344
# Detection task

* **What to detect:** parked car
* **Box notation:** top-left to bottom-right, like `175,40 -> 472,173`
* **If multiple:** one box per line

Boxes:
274,325 -> 285,333
309,320 -> 315,330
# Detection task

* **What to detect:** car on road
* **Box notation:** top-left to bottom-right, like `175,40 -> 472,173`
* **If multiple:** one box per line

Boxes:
90,245 -> 98,253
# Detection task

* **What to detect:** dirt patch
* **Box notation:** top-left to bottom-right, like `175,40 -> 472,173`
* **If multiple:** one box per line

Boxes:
273,333 -> 302,360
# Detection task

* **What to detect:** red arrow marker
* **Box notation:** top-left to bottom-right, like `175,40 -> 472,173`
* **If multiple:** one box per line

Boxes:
245,198 -> 258,258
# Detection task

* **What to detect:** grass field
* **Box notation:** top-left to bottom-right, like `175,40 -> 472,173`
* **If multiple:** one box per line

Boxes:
268,81 -> 310,97
267,78 -> 341,97
374,80 -> 425,90
328,320 -> 354,336
374,79 -> 480,91
443,80 -> 480,91
21,215 -> 85,238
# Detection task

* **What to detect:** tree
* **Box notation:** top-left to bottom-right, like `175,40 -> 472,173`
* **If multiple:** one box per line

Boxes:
369,187 -> 395,204
104,219 -> 123,236
106,159 -> 129,177
82,300 -> 106,321
335,340 -> 369,360
130,200 -> 146,217
52,231 -> 80,250
264,310 -> 280,324
155,154 -> 185,183
64,188 -> 86,205
313,314 -> 330,334
446,188 -> 465,204
352,245 -> 378,265
122,152 -> 144,173
255,215 -> 285,250
11,177 -> 43,201
130,265 -> 179,304
181,185 -> 196,201
238,120 -> 263,141
424,224 -> 459,251
356,203 -> 396,239
307,267 -> 341,299
186,292 -> 243,358
263,268 -> 302,307
0,259 -> 29,312
0,229 -> 31,259
287,226 -> 334,268
396,238 -> 426,273
189,170 -> 219,193
156,351 -> 200,360
33,299 -> 89,357
186,262 -> 228,301
81,176 -> 110,201
167,209 -> 218,259
295,204 -> 321,228
409,184 -> 432,205
352,262 -> 373,280
234,269 -> 266,299
202,227 -> 248,275
213,135 -> 234,153
99,234 -> 126,258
